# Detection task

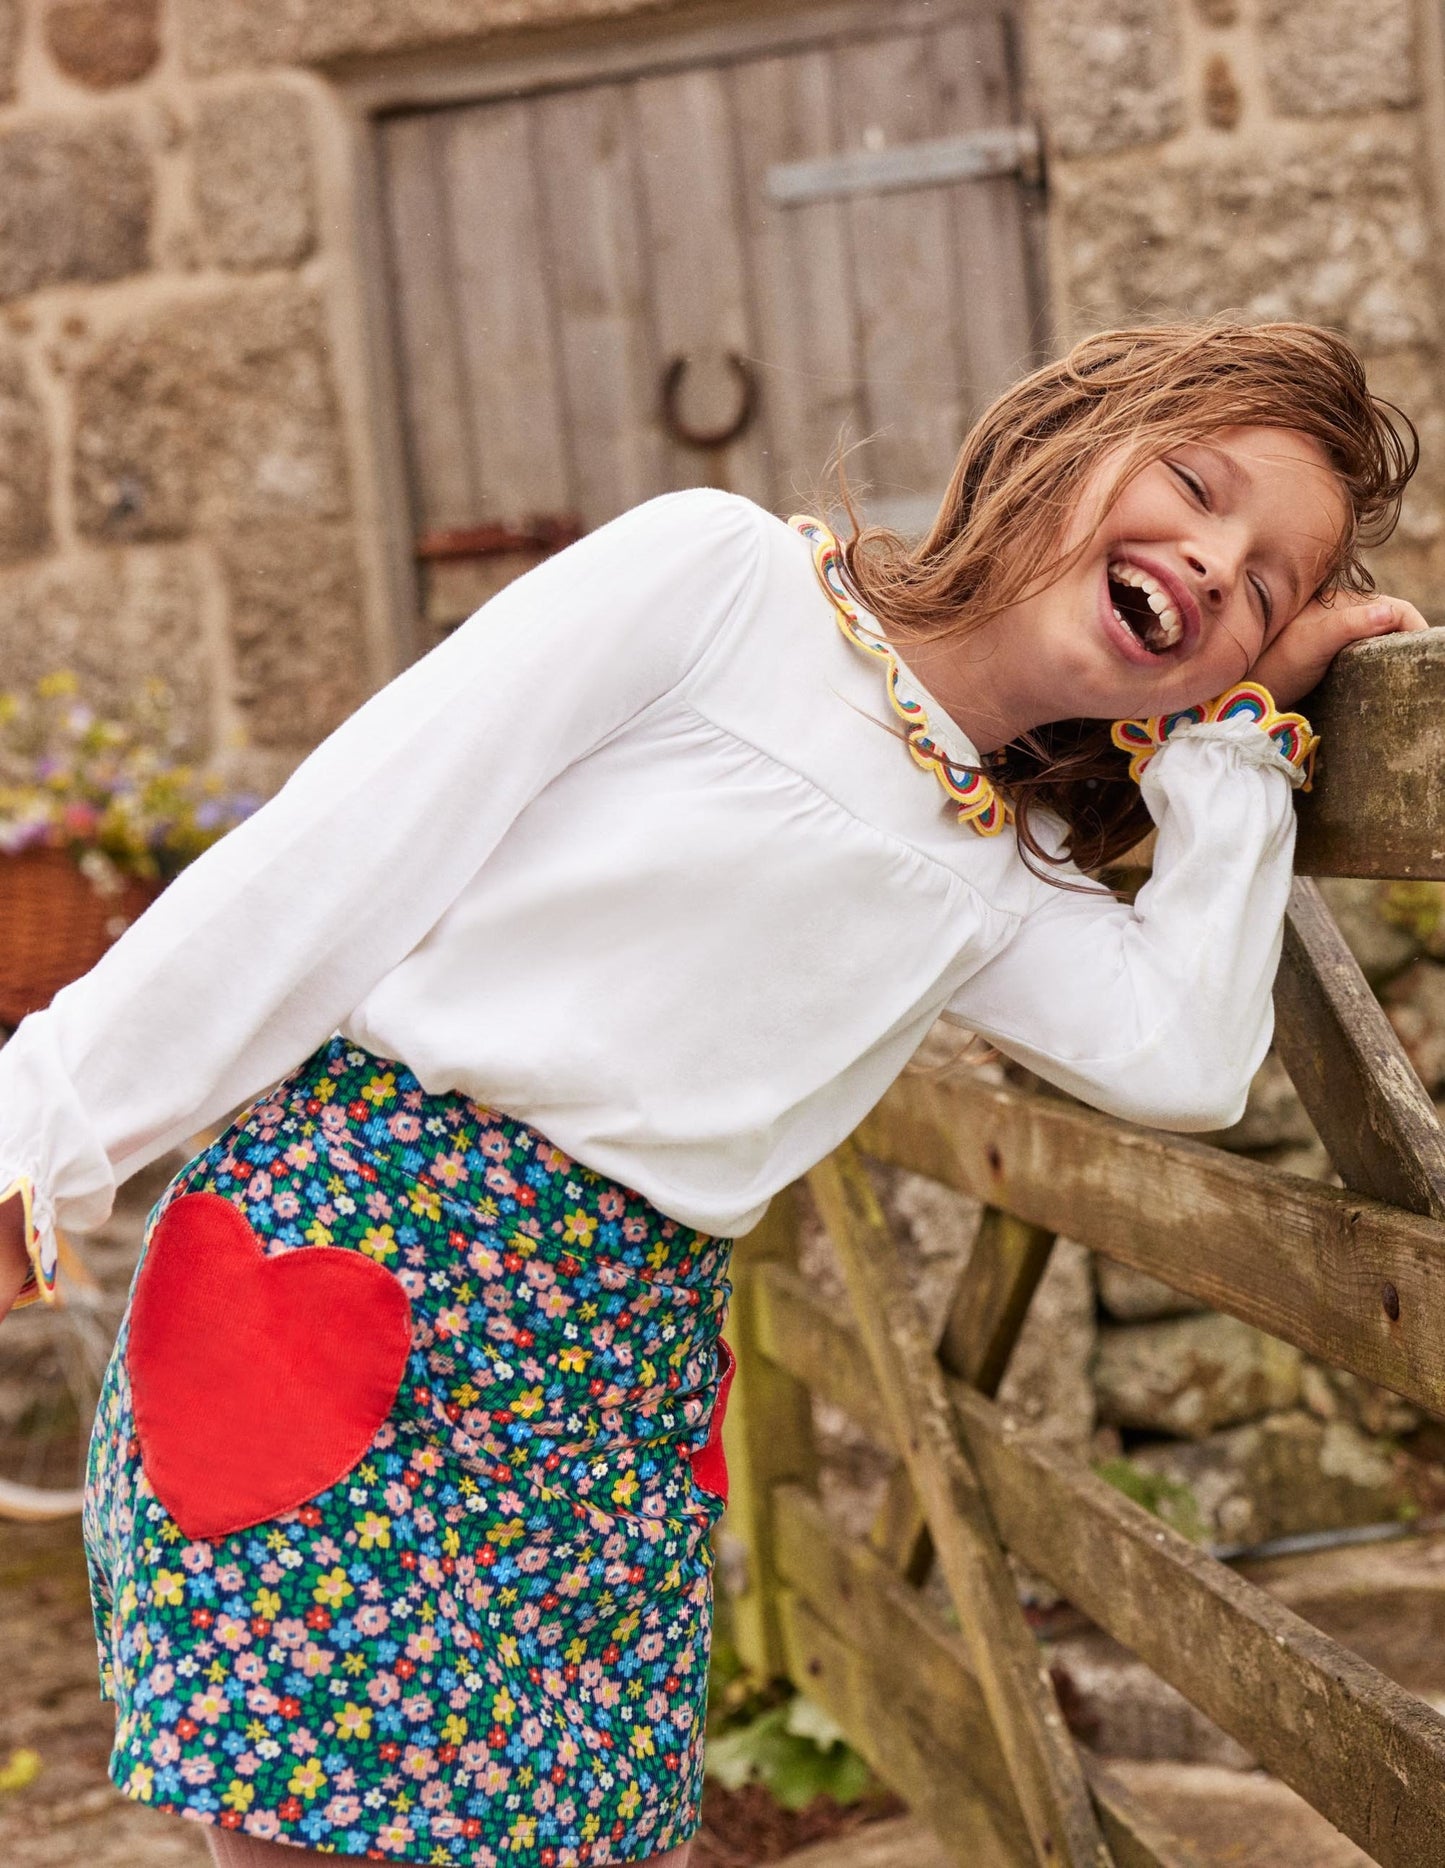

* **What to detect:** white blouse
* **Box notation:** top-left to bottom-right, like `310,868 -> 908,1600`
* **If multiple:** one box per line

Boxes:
0,488 -> 1306,1291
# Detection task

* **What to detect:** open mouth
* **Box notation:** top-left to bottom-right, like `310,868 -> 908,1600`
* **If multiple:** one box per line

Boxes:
1108,561 -> 1183,655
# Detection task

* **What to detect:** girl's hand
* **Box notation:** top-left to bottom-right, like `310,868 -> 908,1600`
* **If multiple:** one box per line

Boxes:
1250,593 -> 1430,710
0,1191 -> 31,1324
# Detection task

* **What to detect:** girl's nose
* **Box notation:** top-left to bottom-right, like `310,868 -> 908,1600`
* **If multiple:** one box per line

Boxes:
1185,550 -> 1227,609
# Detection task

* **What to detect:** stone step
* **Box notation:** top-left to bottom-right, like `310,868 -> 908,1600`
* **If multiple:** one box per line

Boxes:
1108,1761 -> 1374,1867
770,1769 -> 1373,1868
771,1816 -> 950,1867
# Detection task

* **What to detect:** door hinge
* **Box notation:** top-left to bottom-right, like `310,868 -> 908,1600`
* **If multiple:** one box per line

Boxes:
765,125 -> 1042,207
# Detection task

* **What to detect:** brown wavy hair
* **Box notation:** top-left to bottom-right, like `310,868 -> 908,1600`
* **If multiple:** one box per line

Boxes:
835,319 -> 1418,874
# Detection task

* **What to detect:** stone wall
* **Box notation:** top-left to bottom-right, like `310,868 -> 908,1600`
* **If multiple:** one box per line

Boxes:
0,0 -> 1437,775
0,1 -> 373,775
1034,0 -> 1445,612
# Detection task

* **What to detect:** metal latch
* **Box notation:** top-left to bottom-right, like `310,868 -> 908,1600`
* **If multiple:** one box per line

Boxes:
765,125 -> 1042,206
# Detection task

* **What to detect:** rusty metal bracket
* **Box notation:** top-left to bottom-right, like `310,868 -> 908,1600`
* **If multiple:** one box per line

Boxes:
414,516 -> 584,562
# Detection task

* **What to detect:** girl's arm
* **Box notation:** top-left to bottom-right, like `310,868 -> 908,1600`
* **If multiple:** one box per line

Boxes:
0,488 -> 763,1307
948,587 -> 1431,1131
943,715 -> 1301,1130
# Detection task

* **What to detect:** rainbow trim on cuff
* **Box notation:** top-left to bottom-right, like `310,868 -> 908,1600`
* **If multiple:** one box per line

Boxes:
791,514 -> 1012,837
1110,682 -> 1319,789
4,1174 -> 58,1308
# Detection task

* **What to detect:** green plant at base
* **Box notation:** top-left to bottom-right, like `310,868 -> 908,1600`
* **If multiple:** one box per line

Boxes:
706,1632 -> 878,1811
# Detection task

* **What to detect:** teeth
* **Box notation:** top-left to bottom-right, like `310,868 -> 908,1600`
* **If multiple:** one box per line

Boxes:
1109,559 -> 1183,650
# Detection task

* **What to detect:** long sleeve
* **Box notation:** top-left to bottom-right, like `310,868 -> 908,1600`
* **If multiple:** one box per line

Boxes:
0,488 -> 764,1299
944,718 -> 1301,1131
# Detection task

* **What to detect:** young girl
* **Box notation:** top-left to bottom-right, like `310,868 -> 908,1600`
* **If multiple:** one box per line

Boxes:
0,320 -> 1425,1868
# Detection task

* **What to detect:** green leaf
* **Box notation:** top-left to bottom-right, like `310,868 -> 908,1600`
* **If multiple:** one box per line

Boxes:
784,1695 -> 846,1748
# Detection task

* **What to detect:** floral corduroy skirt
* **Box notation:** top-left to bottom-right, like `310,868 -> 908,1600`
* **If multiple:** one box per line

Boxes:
83,1037 -> 734,1864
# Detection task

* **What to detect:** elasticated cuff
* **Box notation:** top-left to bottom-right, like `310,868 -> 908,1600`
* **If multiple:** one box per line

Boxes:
1111,682 -> 1317,790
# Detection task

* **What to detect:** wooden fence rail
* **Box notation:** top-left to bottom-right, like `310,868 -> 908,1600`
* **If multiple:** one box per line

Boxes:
719,634 -> 1445,1866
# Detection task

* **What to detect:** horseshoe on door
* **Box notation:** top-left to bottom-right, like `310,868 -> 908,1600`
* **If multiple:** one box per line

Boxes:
660,351 -> 759,450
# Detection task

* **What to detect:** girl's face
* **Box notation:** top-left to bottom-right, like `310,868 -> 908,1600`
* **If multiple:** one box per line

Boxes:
1032,424 -> 1348,718
922,425 -> 1350,751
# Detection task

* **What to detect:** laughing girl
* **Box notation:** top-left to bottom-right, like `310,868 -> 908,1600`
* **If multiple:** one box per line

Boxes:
0,320 -> 1424,1868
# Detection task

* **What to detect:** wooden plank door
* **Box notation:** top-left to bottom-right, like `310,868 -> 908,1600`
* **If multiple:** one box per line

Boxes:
375,3 -> 1042,642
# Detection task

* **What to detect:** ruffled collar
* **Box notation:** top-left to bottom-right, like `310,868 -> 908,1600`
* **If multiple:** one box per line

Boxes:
791,514 -> 1012,837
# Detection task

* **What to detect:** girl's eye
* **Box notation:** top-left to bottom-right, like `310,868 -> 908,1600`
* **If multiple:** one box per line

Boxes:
1169,462 -> 1209,506
1251,574 -> 1274,627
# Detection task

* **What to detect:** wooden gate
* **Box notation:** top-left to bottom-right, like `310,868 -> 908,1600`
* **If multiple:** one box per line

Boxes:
371,0 -> 1042,641
721,628 -> 1445,1866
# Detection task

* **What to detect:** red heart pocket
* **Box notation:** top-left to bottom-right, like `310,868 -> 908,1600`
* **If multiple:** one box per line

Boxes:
127,1190 -> 413,1541
687,1339 -> 735,1503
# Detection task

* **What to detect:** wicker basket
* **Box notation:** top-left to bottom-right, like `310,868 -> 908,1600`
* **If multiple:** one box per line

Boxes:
0,847 -> 161,1028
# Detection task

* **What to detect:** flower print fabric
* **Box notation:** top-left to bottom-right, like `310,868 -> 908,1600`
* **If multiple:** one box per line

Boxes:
83,1038 -> 733,1865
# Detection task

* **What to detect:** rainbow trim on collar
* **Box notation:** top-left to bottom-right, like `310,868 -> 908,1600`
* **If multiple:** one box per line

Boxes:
791,514 -> 1012,837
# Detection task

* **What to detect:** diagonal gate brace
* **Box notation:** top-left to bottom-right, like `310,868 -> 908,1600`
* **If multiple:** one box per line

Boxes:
809,1143 -> 1114,1868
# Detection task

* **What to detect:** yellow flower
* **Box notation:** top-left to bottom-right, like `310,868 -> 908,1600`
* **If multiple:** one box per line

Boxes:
497,1635 -> 520,1667
558,1345 -> 588,1373
493,1518 -> 527,1549
128,1763 -> 155,1800
221,1779 -> 255,1813
409,1184 -> 441,1221
336,1702 -> 373,1740
441,1713 -> 467,1746
562,1208 -> 596,1247
611,1472 -> 638,1509
288,1757 -> 327,1800
313,1567 -> 353,1608
305,1217 -> 334,1248
619,1782 -> 642,1817
512,1387 -> 544,1420
356,1512 -> 392,1550
361,1071 -> 396,1105
152,1569 -> 184,1607
253,1588 -> 281,1620
630,1727 -> 654,1759
360,1224 -> 396,1262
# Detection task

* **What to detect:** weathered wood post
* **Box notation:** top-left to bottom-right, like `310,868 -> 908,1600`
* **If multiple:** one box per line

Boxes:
720,1185 -> 818,1678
